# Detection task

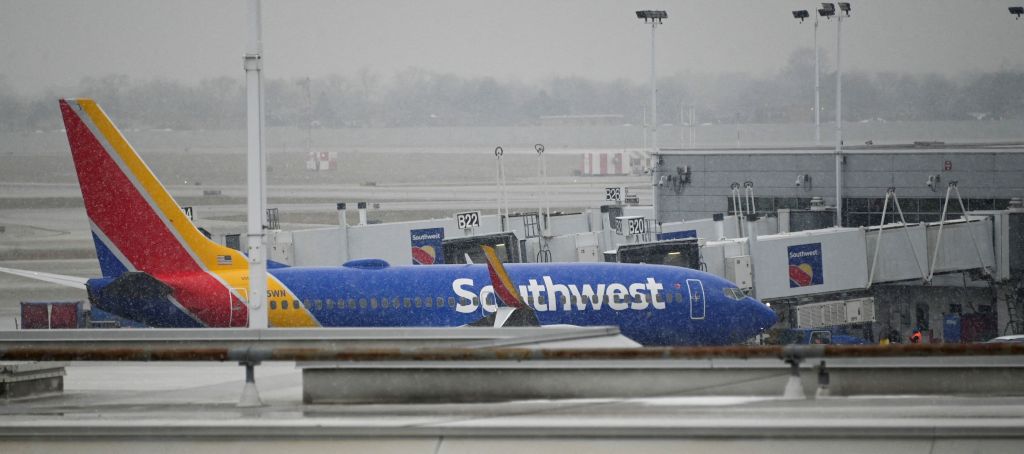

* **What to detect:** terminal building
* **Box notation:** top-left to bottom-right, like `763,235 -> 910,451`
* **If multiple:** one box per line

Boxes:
652,142 -> 1024,225
207,143 -> 1024,345
649,143 -> 1024,344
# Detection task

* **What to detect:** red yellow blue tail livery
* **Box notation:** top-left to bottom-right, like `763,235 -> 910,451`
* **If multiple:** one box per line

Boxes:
58,98 -> 317,328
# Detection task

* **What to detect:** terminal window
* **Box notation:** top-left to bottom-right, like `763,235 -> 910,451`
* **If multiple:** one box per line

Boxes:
843,197 -> 1009,227
726,196 -> 1010,227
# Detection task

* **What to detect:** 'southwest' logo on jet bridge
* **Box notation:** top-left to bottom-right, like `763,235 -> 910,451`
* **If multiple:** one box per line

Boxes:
410,228 -> 445,265
452,276 -> 665,313
788,242 -> 823,288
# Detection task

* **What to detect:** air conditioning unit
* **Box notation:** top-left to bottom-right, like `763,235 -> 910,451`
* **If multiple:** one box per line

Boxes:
725,255 -> 752,290
796,297 -> 875,328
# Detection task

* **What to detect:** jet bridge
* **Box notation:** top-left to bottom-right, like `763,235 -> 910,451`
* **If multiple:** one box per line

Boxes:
732,210 -> 1023,340
695,216 -> 995,296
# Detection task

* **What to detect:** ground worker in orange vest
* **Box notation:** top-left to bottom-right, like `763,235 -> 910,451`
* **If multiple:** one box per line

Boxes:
910,328 -> 923,344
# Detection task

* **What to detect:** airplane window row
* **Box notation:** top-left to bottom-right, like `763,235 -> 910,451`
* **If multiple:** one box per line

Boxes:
269,300 -> 302,310
305,297 -> 461,311
270,293 -> 699,311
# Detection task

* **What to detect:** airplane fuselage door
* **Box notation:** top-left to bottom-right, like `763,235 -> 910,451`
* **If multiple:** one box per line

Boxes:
686,279 -> 706,320
230,287 -> 248,327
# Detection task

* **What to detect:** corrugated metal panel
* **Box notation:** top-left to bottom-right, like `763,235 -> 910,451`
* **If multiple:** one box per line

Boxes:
796,297 -> 876,328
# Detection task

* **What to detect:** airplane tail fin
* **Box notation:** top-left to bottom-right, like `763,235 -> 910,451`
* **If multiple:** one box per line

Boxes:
59,99 -> 247,278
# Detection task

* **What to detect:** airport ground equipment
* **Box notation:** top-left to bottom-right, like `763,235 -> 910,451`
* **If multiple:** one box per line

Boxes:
0,362 -> 66,400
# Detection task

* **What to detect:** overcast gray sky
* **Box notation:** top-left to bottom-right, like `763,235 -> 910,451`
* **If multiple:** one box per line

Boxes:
2,0 -> 1023,94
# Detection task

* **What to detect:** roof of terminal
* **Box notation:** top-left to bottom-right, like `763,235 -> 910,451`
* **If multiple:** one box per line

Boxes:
657,142 -> 1024,155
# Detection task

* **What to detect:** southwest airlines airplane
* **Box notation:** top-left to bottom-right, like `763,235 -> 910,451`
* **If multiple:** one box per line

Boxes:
0,99 -> 776,345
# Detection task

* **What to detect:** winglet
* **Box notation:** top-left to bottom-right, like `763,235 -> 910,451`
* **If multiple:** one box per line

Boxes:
481,245 -> 526,309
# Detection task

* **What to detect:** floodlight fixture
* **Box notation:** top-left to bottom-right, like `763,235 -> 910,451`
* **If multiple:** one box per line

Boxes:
634,8 -> 667,225
793,10 -> 810,22
1011,6 -> 1024,18
635,10 -> 667,24
818,3 -> 835,18
838,2 -> 851,15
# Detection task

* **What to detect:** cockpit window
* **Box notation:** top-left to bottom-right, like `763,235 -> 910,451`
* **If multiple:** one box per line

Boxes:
723,287 -> 746,300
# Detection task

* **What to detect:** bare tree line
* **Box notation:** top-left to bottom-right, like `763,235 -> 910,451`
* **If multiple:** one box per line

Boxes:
2,49 -> 1022,132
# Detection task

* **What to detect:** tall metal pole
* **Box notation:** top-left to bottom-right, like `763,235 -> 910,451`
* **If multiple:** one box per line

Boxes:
244,0 -> 268,328
834,11 -> 843,227
649,20 -> 660,227
814,14 -> 821,145
649,21 -> 658,156
641,108 -> 647,154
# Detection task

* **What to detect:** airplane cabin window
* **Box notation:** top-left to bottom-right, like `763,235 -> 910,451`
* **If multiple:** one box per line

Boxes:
404,298 -> 412,308
269,301 -> 277,310
381,298 -> 389,308
359,298 -> 367,309
414,297 -> 422,308
295,301 -> 302,309
348,298 -> 356,309
425,297 -> 433,308
437,297 -> 445,308
370,298 -> 378,309
448,297 -> 456,308
282,301 -> 289,310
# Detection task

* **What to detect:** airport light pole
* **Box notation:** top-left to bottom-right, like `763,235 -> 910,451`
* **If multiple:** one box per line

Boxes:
819,2 -> 850,227
244,0 -> 268,328
636,9 -> 666,228
792,9 -> 821,145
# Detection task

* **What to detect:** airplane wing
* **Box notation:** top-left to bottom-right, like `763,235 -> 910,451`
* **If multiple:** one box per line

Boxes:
0,266 -> 88,290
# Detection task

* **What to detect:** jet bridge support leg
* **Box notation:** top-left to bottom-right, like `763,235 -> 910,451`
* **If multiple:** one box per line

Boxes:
998,282 -> 1024,335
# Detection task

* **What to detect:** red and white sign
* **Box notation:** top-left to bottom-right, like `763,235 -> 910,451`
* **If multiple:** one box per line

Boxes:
306,151 -> 338,171
582,151 -> 626,176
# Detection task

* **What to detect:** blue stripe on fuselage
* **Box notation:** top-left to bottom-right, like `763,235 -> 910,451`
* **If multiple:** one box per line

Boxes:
268,262 -> 766,345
